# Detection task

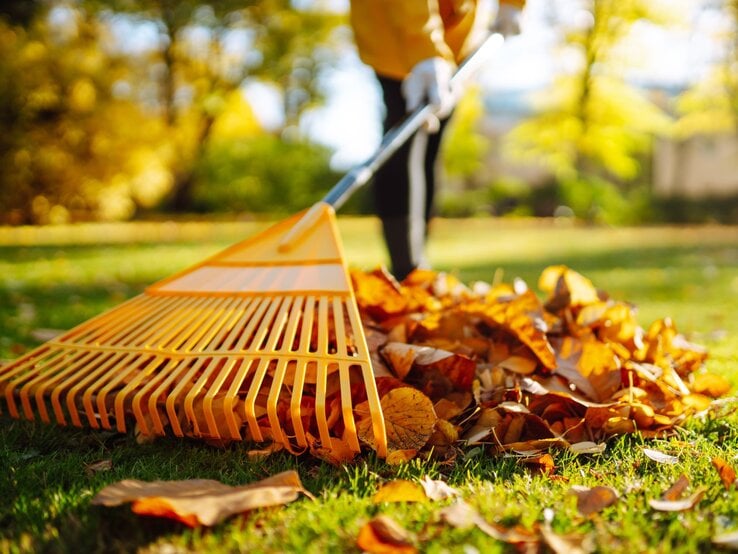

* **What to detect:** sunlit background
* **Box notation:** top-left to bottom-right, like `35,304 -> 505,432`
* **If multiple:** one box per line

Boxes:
1,0 -> 737,226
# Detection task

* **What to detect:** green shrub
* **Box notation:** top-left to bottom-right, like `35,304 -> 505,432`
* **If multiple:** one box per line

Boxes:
192,136 -> 341,214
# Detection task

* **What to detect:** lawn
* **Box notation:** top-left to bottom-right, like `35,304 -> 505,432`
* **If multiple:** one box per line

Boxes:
1,218 -> 738,553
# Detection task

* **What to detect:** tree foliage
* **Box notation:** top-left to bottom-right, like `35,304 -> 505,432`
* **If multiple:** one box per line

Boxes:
0,1 -> 342,223
504,0 -> 674,221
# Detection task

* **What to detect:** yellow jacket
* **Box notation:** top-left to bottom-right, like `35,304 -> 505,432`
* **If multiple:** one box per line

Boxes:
349,0 -> 525,80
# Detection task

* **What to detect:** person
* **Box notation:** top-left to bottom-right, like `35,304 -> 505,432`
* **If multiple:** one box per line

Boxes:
348,0 -> 525,280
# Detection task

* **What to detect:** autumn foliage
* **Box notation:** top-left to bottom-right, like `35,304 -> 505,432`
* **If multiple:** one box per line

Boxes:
349,265 -> 729,460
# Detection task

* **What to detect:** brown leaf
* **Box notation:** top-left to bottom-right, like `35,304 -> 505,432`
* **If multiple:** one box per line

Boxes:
570,485 -> 619,516
664,474 -> 691,501
85,459 -> 113,476
356,515 -> 417,554
372,480 -> 427,504
92,470 -> 309,527
712,457 -> 737,490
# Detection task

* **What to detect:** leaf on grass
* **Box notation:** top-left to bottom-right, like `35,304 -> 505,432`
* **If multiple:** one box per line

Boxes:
359,387 -> 437,453
570,485 -> 619,516
308,436 -> 357,466
540,524 -> 595,554
356,515 -> 417,554
649,489 -> 705,512
372,480 -> 427,504
92,470 -> 310,527
712,530 -> 738,549
642,448 -> 679,465
419,476 -> 460,501
85,459 -> 113,476
569,442 -> 606,455
246,442 -> 285,461
439,500 -> 538,544
385,450 -> 418,465
523,453 -> 556,476
662,474 -> 690,501
712,457 -> 737,490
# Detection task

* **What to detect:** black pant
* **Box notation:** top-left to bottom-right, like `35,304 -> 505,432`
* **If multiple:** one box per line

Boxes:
373,75 -> 452,280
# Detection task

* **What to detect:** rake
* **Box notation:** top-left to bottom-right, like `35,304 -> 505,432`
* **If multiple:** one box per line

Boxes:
0,33 -> 504,458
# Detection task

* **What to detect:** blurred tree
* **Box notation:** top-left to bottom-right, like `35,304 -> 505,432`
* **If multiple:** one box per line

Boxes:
0,1 -> 343,223
0,9 -> 170,224
85,0 -> 341,210
505,0 -> 674,222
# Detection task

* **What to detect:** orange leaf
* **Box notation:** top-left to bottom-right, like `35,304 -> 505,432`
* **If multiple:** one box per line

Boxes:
712,457 -> 737,490
356,516 -> 417,554
691,373 -> 731,397
351,268 -> 408,320
92,470 -> 309,527
462,290 -> 557,370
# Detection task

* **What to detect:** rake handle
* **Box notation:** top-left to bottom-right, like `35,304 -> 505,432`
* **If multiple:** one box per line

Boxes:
279,32 -> 505,252
327,31 -> 504,211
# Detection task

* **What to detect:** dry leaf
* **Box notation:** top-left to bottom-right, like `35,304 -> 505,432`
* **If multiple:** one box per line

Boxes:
662,474 -> 690,501
540,524 -> 595,554
85,459 -> 113,476
356,515 -> 417,554
712,530 -> 738,549
712,457 -> 737,490
308,436 -> 357,466
570,485 -> 619,516
649,489 -> 705,512
439,500 -> 538,544
691,373 -> 731,397
642,448 -> 679,465
92,470 -> 309,527
385,450 -> 418,465
359,387 -> 437,453
372,480 -> 428,504
419,476 -> 460,501
523,453 -> 556,476
569,442 -> 606,455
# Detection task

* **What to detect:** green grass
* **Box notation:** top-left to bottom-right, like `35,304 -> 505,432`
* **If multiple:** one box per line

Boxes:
1,218 -> 738,553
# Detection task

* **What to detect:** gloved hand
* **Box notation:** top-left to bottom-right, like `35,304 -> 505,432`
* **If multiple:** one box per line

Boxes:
401,57 -> 456,129
492,4 -> 522,37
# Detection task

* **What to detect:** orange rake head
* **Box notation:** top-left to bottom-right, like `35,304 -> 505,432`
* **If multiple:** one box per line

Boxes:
0,204 -> 387,457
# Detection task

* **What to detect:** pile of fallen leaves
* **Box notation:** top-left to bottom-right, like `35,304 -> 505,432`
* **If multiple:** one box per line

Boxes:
348,265 -> 730,463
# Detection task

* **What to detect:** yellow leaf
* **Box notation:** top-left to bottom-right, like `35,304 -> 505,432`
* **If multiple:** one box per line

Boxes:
359,387 -> 437,453
372,480 -> 428,504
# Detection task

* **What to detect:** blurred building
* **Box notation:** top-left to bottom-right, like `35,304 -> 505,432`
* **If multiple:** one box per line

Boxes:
479,86 -> 738,200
